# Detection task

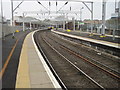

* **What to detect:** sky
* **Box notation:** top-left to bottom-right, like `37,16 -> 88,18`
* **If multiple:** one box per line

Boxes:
0,0 -> 120,20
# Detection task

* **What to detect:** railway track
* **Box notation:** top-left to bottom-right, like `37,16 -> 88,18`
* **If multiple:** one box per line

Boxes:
47,34 -> 120,80
42,37 -> 106,89
52,32 -> 120,63
34,30 -> 119,89
60,46 -> 120,79
50,32 -> 120,76
54,30 -> 120,57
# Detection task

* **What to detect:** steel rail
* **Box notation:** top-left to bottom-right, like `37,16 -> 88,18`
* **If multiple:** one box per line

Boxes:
41,34 -> 105,90
47,32 -> 120,80
52,32 -> 120,62
61,45 -> 120,80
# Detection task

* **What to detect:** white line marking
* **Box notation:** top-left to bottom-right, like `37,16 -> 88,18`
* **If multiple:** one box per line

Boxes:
32,30 -> 62,89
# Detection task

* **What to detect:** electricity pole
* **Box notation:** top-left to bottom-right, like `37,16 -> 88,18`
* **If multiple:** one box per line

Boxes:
11,0 -> 15,38
23,13 -> 25,31
101,0 -> 106,36
80,7 -> 84,31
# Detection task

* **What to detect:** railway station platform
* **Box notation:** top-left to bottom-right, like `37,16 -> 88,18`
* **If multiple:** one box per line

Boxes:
52,29 -> 120,49
2,29 -> 119,89
55,29 -> 120,44
15,30 -> 61,88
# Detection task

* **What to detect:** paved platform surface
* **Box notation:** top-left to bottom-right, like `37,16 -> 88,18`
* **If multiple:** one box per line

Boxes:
16,31 -> 61,88
56,29 -> 120,44
52,30 -> 119,49
1,30 -> 31,88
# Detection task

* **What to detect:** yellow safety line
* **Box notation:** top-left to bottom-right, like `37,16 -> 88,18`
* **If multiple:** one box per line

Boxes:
15,33 -> 31,88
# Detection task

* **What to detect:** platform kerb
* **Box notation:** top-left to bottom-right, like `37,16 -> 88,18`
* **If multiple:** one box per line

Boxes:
51,30 -> 119,49
16,31 -> 61,88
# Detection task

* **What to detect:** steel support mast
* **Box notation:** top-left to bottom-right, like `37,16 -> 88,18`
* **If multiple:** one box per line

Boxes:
101,0 -> 106,36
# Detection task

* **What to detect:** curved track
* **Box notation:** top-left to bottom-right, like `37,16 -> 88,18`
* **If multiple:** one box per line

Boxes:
34,30 -> 119,89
